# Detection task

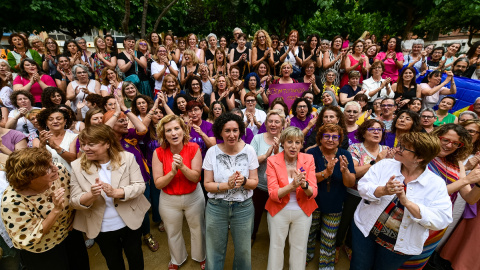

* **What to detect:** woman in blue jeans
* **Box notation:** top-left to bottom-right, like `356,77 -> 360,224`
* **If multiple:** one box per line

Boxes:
203,113 -> 259,270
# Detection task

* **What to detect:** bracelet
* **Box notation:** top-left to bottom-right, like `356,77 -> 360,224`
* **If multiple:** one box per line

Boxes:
217,183 -> 220,192
242,176 -> 247,186
123,109 -> 131,114
475,183 -> 480,188
113,113 -> 119,118
57,148 -> 66,155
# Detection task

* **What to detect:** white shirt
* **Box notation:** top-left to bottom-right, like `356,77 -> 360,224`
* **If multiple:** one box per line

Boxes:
8,107 -> 40,136
284,177 -> 301,210
99,162 -> 127,232
203,144 -> 259,201
0,86 -> 14,111
361,76 -> 394,102
242,108 -> 266,136
100,81 -> 123,96
151,60 -> 178,90
354,159 -> 452,255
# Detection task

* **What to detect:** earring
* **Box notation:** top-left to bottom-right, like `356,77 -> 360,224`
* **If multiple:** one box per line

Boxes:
65,124 -> 69,129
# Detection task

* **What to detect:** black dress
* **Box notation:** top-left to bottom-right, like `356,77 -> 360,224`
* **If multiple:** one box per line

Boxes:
232,48 -> 250,79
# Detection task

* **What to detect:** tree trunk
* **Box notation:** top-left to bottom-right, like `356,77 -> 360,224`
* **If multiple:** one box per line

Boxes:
140,0 -> 149,39
280,18 -> 287,39
122,0 -> 131,35
468,25 -> 477,47
153,0 -> 179,33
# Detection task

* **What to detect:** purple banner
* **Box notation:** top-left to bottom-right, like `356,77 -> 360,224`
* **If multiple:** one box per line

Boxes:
268,83 -> 310,109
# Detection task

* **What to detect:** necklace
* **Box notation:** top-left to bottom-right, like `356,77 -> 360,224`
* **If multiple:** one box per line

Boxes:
285,159 -> 297,167
322,148 -> 338,192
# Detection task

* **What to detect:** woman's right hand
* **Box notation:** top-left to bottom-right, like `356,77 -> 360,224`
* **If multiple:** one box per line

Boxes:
384,176 -> 403,195
91,178 -> 103,198
227,172 -> 238,189
18,107 -> 29,117
325,156 -> 338,176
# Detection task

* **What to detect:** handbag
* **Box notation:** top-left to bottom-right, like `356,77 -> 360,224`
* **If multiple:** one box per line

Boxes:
124,51 -> 140,85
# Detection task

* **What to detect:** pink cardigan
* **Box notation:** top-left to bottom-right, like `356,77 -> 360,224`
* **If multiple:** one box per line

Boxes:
265,152 -> 318,217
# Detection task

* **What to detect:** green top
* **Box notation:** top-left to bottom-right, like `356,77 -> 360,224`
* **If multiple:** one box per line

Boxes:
434,113 -> 456,126
7,49 -> 42,72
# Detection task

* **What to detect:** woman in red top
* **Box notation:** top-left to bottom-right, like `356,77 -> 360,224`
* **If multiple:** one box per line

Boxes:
152,115 -> 205,270
13,59 -> 56,107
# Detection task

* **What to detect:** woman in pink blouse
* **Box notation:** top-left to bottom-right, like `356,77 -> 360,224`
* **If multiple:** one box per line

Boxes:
374,37 -> 404,83
13,59 -> 56,107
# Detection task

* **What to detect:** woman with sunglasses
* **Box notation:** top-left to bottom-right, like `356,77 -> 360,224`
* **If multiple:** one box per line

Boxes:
384,110 -> 422,148
306,124 -> 355,268
335,119 -> 393,262
399,124 -> 480,269
434,96 -> 458,125
440,120 -> 480,270
351,132 -> 452,270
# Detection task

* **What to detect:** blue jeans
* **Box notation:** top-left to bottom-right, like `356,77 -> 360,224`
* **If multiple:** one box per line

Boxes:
205,198 -> 254,270
350,221 -> 413,270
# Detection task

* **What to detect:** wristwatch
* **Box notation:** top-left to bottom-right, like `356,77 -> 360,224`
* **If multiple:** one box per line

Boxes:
123,109 -> 131,114
57,148 -> 66,155
302,181 -> 309,190
370,160 -> 376,166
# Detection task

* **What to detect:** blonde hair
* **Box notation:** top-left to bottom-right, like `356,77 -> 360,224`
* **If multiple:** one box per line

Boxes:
154,45 -> 172,62
280,126 -> 304,147
135,39 -> 151,53
94,36 -> 111,54
79,125 -> 124,174
252,30 -> 272,48
156,115 -> 190,148
183,49 -> 200,65
160,74 -> 181,94
266,109 -> 286,126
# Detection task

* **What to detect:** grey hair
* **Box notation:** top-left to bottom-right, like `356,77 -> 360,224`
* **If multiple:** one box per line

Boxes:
373,97 -> 384,103
322,90 -> 339,107
75,37 -> 86,43
233,27 -> 243,33
0,59 -> 10,69
72,64 -> 91,80
476,97 -> 480,103
420,108 -> 437,118
266,109 -> 286,126
321,39 -> 330,44
459,111 -> 478,120
230,108 -> 244,118
345,101 -> 361,112
28,35 -> 43,47
412,39 -> 424,47
206,33 -> 217,41
325,68 -> 338,76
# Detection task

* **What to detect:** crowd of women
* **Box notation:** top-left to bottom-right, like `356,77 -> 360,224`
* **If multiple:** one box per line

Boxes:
0,28 -> 479,270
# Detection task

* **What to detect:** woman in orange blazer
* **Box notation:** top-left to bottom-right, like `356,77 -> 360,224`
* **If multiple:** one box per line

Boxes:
265,126 -> 318,270
70,125 -> 150,270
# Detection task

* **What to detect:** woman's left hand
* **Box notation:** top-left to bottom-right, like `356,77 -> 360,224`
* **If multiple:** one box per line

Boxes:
339,155 -> 350,173
52,187 -> 66,212
101,182 -> 119,198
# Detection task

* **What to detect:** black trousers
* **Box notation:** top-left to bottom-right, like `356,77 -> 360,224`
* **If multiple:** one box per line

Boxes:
19,229 -> 89,270
95,226 -> 144,270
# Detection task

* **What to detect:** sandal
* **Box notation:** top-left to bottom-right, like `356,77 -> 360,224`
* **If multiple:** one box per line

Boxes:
144,234 -> 159,252
158,221 -> 166,232
344,245 -> 352,261
335,246 -> 341,263
199,260 -> 206,270
168,262 -> 179,270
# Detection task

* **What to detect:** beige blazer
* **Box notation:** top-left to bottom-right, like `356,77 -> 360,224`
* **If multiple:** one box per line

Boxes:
69,151 -> 150,239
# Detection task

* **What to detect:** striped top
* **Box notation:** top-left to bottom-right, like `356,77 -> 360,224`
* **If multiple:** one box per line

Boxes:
427,156 -> 459,204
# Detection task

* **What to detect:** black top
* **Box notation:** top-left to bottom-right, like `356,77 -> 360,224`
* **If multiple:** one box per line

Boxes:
54,71 -> 71,85
298,75 -> 322,106
213,91 -> 234,112
117,51 -> 148,80
306,128 -> 349,150
205,49 -> 215,63
233,47 -> 250,78
186,92 -> 211,120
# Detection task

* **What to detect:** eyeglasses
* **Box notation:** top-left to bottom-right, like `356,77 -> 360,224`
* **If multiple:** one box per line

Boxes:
297,105 -> 308,109
323,134 -> 340,141
191,83 -> 200,87
245,99 -> 256,103
381,104 -> 395,108
345,110 -> 358,114
438,136 -> 464,148
367,128 -> 383,133
466,129 -> 480,135
77,41 -> 86,45
77,71 -> 88,74
396,143 -> 416,154
421,115 -> 435,119
46,163 -> 58,175
272,41 -> 279,44
139,42 -> 147,46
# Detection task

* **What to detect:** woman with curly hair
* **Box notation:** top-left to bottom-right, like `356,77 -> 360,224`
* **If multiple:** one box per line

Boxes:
203,112 -> 259,270
41,86 -> 66,109
33,107 -> 77,171
251,30 -> 273,69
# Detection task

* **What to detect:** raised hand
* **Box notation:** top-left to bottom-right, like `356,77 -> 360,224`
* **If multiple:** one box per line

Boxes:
339,155 -> 350,173
52,188 -> 66,211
